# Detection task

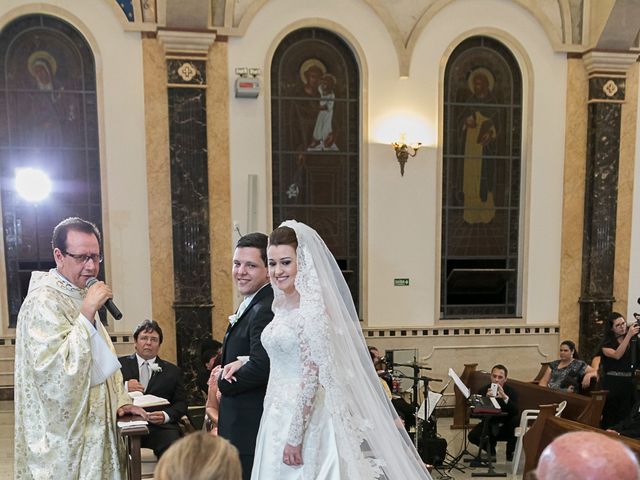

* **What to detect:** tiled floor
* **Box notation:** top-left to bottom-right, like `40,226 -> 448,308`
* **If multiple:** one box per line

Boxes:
431,416 -> 522,479
0,400 -> 522,479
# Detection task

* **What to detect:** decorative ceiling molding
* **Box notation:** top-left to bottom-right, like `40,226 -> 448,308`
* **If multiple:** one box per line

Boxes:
366,0 -> 567,77
104,0 -> 638,77
582,50 -> 639,75
157,29 -> 216,54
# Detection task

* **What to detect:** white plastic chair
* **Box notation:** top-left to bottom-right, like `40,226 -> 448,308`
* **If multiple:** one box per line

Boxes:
511,400 -> 566,476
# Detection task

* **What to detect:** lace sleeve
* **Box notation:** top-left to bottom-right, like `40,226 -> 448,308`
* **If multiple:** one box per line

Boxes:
286,309 -> 330,447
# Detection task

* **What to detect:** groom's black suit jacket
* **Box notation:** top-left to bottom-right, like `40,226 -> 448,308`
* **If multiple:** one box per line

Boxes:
218,283 -> 274,459
119,354 -> 187,454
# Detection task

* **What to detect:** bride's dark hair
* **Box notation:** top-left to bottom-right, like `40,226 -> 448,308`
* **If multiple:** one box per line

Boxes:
269,226 -> 298,249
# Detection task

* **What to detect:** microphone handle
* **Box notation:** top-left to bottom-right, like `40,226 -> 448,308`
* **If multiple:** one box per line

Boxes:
104,299 -> 123,320
86,277 -> 123,320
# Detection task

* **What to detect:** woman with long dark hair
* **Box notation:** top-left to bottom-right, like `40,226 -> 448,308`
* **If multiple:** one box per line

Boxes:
600,312 -> 640,428
538,340 -> 596,392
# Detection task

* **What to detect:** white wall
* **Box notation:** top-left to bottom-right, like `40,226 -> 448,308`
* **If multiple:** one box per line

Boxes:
0,0 -> 152,334
228,0 -> 567,327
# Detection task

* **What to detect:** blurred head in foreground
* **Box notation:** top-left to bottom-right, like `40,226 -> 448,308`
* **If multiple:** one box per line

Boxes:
535,431 -> 640,480
154,432 -> 242,480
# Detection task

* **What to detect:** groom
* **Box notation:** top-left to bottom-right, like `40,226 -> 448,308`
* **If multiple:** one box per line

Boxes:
218,232 -> 274,480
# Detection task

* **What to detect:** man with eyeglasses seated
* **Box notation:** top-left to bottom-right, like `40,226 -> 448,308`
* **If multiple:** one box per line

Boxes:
15,216 -> 147,480
119,319 -> 187,458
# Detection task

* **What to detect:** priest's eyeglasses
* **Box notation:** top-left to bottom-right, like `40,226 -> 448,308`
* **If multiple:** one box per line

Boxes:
63,251 -> 104,264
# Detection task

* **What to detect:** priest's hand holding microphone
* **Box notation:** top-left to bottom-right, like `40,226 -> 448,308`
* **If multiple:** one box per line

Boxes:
81,276 -> 123,325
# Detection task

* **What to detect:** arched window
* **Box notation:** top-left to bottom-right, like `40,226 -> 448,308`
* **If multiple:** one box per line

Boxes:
270,28 -> 361,311
441,36 -> 522,318
0,14 -> 102,327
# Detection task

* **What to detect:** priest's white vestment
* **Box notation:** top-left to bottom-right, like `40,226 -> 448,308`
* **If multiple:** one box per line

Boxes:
14,270 -> 131,479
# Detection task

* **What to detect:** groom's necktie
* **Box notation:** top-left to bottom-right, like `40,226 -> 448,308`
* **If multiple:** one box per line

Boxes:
237,297 -> 250,318
140,361 -> 151,390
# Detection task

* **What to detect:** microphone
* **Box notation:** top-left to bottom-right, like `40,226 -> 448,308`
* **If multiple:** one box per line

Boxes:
86,277 -> 123,320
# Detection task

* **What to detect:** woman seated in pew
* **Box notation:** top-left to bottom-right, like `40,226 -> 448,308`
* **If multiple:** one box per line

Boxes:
538,340 -> 597,392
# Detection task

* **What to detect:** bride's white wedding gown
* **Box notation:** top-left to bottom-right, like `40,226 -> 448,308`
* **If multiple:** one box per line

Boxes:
250,219 -> 431,480
251,307 -> 343,479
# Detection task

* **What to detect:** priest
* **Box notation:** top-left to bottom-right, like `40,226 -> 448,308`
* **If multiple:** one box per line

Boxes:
14,217 -> 146,479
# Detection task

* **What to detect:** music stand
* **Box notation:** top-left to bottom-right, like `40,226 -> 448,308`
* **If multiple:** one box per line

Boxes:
444,368 -> 476,473
420,378 -> 455,480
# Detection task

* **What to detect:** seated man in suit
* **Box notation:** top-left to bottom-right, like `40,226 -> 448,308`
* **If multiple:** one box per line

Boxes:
119,319 -> 187,458
468,364 -> 519,462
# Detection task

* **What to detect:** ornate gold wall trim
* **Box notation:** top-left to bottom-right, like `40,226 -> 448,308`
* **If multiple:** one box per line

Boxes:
363,325 -> 560,339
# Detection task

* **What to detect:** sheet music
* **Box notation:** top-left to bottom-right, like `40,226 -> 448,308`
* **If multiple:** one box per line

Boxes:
417,390 -> 443,420
448,368 -> 470,398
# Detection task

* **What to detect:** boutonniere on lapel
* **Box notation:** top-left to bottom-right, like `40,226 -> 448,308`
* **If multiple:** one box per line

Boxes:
228,314 -> 238,326
150,363 -> 162,375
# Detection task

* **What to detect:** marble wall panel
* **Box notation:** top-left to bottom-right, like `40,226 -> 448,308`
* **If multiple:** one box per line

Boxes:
558,59 -> 588,347
614,64 -> 639,314
167,59 -> 213,403
143,37 -> 177,361
206,41 -> 233,343
579,75 -> 625,360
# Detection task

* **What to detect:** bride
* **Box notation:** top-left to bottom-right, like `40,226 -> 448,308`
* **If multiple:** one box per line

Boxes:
224,220 -> 431,479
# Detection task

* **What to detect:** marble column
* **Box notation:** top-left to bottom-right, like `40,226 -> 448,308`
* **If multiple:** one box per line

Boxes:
578,52 -> 637,360
159,31 -> 216,403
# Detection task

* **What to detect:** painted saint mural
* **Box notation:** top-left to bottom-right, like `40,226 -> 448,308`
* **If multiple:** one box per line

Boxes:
461,67 -> 497,224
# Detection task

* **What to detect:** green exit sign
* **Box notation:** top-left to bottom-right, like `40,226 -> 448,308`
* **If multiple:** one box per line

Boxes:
394,278 -> 410,286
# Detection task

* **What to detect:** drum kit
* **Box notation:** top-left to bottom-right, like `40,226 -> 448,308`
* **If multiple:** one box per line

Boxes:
382,354 -> 459,479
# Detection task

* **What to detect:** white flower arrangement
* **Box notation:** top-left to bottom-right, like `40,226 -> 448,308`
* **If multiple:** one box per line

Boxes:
229,314 -> 238,326
150,363 -> 162,374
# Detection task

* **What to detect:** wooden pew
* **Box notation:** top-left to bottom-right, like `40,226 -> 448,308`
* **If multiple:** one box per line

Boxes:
522,404 -> 640,475
531,362 -> 550,384
451,363 -> 607,429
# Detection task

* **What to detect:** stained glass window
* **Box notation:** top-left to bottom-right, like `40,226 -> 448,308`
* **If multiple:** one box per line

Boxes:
271,28 -> 360,311
0,15 -> 102,327
441,36 -> 522,318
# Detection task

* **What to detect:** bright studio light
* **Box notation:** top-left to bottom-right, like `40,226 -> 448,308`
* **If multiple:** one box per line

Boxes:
15,168 -> 52,203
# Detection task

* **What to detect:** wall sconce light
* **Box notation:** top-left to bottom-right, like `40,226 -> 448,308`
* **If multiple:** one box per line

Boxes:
391,138 -> 421,176
235,67 -> 261,98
